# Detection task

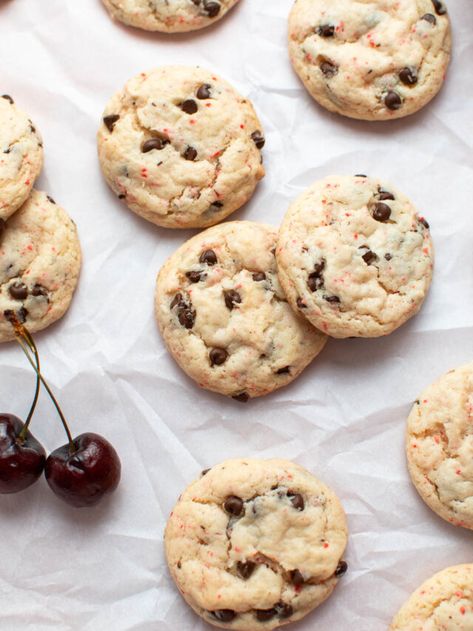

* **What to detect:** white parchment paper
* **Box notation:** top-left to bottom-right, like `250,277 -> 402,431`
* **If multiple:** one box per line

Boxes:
0,1 -> 472,629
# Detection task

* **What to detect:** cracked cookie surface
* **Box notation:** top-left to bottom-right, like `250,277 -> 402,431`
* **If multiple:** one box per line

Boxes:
276,175 -> 433,339
390,564 -> 473,630
0,190 -> 81,343
288,0 -> 451,121
407,363 -> 473,531
155,221 -> 326,399
0,95 -> 43,221
165,458 -> 348,630
97,66 -> 264,229
102,0 -> 239,33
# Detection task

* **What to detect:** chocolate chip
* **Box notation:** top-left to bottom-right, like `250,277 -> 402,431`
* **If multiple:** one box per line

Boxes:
384,91 -> 402,111
183,146 -> 197,161
224,290 -> 241,311
203,0 -> 221,18
232,392 -> 249,403
432,0 -> 446,14
276,366 -> 291,375
103,114 -> 120,132
399,67 -> 418,86
355,174 -> 367,178
170,293 -> 183,310
335,560 -> 348,577
385,253 -> 392,261
320,60 -> 338,78
199,249 -> 218,265
181,99 -> 198,114
29,124 -> 36,134
224,495 -> 244,516
378,189 -> 395,201
142,136 -> 169,152
251,130 -> 265,149
210,348 -> 228,366
317,24 -> 335,37
46,195 -> 56,204
308,260 -> 325,292
9,282 -> 28,300
276,603 -> 293,619
288,492 -> 304,511
0,219 -> 5,240
421,13 -> 437,24
201,468 -> 210,476
31,284 -> 48,297
237,561 -> 256,580
252,272 -> 266,282
211,610 -> 236,622
186,271 -> 204,283
118,194 -> 126,199
208,201 -> 224,213
324,295 -> 341,304
419,217 -> 430,229
362,250 -> 378,265
290,569 -> 305,586
196,83 -> 212,99
255,608 -> 278,622
17,307 -> 28,323
3,309 -> 16,323
296,297 -> 307,309
372,202 -> 391,222
2,95 -> 14,104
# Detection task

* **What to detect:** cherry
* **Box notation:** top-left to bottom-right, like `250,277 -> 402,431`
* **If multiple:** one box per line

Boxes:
45,433 -> 121,508
0,413 -> 46,494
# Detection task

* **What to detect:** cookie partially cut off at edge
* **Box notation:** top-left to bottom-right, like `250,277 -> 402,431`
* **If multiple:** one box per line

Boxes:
102,0 -> 240,33
407,363 -> 473,530
390,564 -> 473,630
288,0 -> 452,121
155,221 -> 327,400
0,190 -> 81,343
276,175 -> 434,339
97,65 -> 265,229
165,458 -> 348,630
0,95 -> 43,221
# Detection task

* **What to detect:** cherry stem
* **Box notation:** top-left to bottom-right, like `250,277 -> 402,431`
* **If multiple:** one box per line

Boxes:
18,335 -> 41,440
13,324 -> 75,453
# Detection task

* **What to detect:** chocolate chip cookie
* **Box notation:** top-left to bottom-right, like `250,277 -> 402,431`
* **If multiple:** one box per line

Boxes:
98,66 -> 265,229
0,191 -> 81,343
407,363 -> 473,530
155,221 -> 326,400
102,0 -> 239,33
165,458 -> 348,630
0,95 -> 43,221
276,175 -> 434,338
390,565 -> 473,630
288,0 -> 452,120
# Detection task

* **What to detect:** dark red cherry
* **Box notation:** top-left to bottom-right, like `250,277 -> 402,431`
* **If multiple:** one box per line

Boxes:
0,413 -> 46,494
45,433 -> 121,508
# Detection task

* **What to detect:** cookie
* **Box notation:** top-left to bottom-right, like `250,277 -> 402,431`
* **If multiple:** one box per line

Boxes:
155,221 -> 326,400
102,0 -> 239,33
0,95 -> 43,221
390,564 -> 473,630
288,0 -> 452,121
406,363 -> 473,530
97,66 -> 264,229
165,458 -> 348,630
276,175 -> 434,339
0,190 -> 81,343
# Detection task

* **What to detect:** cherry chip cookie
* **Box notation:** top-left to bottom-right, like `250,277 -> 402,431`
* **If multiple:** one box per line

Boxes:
407,363 -> 473,531
390,565 -> 473,630
165,458 -> 348,630
98,66 -> 265,229
155,221 -> 326,400
276,175 -> 434,339
102,0 -> 240,33
0,95 -> 43,221
288,0 -> 452,121
0,191 -> 81,343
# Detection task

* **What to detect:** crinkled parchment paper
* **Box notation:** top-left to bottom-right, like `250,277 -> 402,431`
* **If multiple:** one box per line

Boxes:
0,0 -> 472,629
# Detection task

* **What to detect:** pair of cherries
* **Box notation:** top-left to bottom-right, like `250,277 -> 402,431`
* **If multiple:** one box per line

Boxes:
0,319 -> 120,507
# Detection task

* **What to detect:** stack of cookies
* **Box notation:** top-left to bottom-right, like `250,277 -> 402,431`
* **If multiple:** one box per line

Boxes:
0,95 -> 81,343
